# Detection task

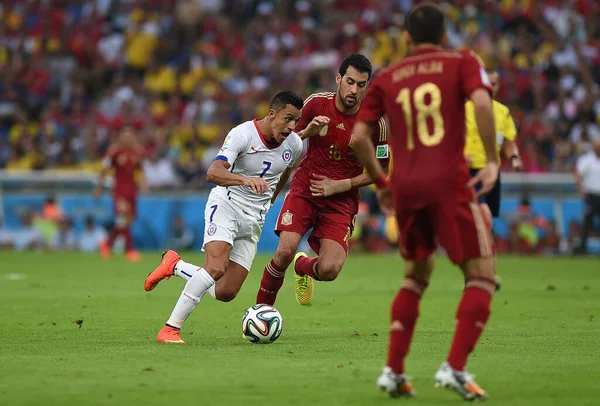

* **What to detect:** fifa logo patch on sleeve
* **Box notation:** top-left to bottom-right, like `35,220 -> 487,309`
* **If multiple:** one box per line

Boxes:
376,144 -> 389,159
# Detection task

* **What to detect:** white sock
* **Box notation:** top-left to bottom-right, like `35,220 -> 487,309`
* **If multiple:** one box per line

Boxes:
173,264 -> 217,299
207,284 -> 216,299
166,268 -> 215,329
173,260 -> 200,280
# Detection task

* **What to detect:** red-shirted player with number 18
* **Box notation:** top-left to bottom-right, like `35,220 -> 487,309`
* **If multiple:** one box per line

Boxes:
352,2 -> 499,401
255,54 -> 389,307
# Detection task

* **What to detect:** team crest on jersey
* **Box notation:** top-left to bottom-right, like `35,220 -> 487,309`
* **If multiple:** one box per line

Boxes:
207,223 -> 217,236
223,134 -> 232,146
319,125 -> 328,137
282,149 -> 292,164
281,210 -> 293,226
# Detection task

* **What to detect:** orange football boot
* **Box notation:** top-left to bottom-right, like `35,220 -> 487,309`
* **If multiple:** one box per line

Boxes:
157,325 -> 185,344
144,250 -> 181,291
126,250 -> 142,262
99,240 -> 111,260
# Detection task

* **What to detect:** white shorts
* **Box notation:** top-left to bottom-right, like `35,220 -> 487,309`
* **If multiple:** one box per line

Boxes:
202,193 -> 264,271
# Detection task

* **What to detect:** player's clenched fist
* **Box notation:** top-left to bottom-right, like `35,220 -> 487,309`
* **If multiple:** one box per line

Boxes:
300,116 -> 330,139
244,177 -> 270,194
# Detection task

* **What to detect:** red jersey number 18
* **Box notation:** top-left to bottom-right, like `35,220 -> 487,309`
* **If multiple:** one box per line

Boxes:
395,82 -> 445,150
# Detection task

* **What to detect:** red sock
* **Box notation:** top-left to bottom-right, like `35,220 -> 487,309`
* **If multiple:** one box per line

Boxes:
294,256 -> 320,280
386,278 -> 427,375
447,279 -> 494,371
256,259 -> 286,305
123,227 -> 134,252
107,228 -> 120,247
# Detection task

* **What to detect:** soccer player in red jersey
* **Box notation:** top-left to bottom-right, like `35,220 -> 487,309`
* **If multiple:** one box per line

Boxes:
255,54 -> 389,306
352,3 -> 499,401
94,126 -> 148,262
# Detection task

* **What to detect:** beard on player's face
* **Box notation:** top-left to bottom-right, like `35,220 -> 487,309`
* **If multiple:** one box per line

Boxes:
337,87 -> 357,109
336,69 -> 368,110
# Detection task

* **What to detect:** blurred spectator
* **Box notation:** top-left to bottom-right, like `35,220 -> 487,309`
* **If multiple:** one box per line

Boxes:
142,146 -> 179,190
52,217 -> 77,251
361,215 -> 391,253
539,220 -> 568,256
507,197 -> 550,254
568,220 -> 583,250
0,228 -> 15,250
574,138 -> 600,253
11,213 -> 45,251
166,216 -> 194,251
79,215 -> 108,252
42,197 -> 64,223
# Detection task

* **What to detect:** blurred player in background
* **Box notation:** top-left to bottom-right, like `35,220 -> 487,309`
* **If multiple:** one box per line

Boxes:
255,54 -> 389,307
465,67 -> 522,290
94,126 -> 147,262
353,2 -> 498,400
143,91 -> 307,344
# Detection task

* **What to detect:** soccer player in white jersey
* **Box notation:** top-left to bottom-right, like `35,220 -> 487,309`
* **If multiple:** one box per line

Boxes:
144,91 -> 308,344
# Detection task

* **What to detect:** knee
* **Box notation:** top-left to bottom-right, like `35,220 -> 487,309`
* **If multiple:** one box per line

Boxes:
316,259 -> 344,281
274,246 -> 296,268
205,264 -> 226,280
215,286 -> 239,302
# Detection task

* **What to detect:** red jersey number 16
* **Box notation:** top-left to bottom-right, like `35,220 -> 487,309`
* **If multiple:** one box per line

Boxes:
396,82 -> 445,150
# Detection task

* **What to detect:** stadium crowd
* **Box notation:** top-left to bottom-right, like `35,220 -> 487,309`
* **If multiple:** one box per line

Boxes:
1,0 -> 599,177
0,0 -> 599,254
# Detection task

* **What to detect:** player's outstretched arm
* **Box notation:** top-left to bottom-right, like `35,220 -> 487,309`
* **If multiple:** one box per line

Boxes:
298,116 -> 330,140
206,159 -> 269,194
309,166 -> 389,197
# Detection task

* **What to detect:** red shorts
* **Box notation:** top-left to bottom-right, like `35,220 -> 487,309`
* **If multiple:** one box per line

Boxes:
396,201 -> 493,264
275,190 -> 356,254
114,194 -> 137,217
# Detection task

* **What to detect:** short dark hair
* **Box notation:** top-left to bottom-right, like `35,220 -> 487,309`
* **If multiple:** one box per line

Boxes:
338,54 -> 372,79
269,91 -> 304,111
406,2 -> 446,45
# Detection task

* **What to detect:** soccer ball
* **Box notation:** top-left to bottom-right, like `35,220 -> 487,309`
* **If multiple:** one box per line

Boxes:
241,304 -> 283,344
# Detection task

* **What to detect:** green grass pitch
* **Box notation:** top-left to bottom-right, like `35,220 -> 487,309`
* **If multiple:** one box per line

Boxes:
0,252 -> 599,405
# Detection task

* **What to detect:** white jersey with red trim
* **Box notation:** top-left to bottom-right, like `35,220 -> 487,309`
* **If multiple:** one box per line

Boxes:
213,119 -> 303,218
